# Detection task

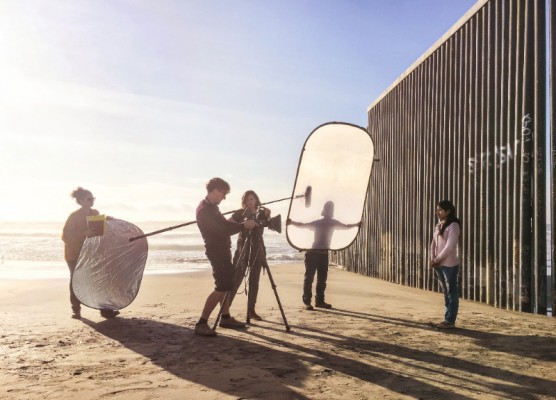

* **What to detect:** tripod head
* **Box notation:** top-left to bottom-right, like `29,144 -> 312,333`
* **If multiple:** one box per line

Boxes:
241,207 -> 282,234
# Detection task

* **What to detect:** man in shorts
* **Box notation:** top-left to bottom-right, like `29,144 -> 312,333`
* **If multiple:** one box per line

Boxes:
194,177 -> 257,336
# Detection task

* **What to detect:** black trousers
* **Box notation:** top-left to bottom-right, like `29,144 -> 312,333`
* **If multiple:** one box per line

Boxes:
66,260 -> 81,309
303,252 -> 328,303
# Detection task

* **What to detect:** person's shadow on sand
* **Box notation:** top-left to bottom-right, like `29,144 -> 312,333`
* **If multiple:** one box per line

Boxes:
262,308 -> 554,399
83,316 -> 473,400
263,322 -> 555,399
320,308 -> 556,362
81,317 -> 310,399
81,312 -> 555,400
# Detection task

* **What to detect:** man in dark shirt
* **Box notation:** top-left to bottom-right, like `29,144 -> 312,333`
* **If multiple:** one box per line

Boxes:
195,177 -> 257,336
287,201 -> 360,311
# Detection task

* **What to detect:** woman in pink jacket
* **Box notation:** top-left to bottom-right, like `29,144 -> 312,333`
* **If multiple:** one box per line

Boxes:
429,200 -> 461,329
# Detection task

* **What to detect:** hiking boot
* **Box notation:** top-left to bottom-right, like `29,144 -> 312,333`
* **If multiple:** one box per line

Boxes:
436,321 -> 456,330
100,309 -> 120,319
219,316 -> 246,329
71,307 -> 81,319
249,310 -> 263,321
195,323 -> 217,337
315,301 -> 332,309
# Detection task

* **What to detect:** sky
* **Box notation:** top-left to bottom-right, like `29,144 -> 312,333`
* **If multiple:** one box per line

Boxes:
0,0 -> 478,223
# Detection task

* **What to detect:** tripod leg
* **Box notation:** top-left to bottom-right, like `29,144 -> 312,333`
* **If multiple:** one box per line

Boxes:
246,294 -> 251,324
263,260 -> 291,332
212,291 -> 230,331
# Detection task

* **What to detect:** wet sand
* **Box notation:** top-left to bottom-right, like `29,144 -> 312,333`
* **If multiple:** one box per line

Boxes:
1,263 -> 555,399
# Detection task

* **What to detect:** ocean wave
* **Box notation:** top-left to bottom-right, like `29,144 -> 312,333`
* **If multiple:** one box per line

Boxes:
148,243 -> 205,252
0,221 -> 303,270
0,232 -> 61,238
148,255 -> 208,263
134,231 -> 202,240
266,253 -> 304,261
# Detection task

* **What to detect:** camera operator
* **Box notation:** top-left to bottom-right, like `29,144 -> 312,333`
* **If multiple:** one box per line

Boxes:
229,190 -> 271,321
194,178 -> 257,337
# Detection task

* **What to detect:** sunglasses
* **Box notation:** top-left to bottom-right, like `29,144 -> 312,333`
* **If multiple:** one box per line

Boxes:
85,197 -> 95,201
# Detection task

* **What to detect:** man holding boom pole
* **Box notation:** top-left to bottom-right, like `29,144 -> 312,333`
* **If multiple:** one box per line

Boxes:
194,177 -> 257,336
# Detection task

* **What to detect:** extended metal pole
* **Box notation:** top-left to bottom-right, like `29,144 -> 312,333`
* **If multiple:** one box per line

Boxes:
129,186 -> 311,242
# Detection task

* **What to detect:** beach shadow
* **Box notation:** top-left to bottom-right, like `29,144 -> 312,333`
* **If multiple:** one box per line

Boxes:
320,308 -> 556,362
79,312 -> 556,400
247,313 -> 556,400
81,317 -> 310,399
445,327 -> 556,362
322,307 -> 430,329
242,327 -> 477,400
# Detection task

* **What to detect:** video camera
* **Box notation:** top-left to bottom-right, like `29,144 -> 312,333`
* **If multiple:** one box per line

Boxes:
241,207 -> 282,234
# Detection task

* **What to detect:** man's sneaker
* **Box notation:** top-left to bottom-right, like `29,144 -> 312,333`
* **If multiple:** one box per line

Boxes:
315,301 -> 332,309
302,297 -> 314,310
219,316 -> 246,329
195,323 -> 217,336
248,310 -> 263,321
436,321 -> 456,330
100,309 -> 120,318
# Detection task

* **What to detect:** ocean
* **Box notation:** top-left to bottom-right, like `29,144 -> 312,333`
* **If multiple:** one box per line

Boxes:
0,221 -> 304,280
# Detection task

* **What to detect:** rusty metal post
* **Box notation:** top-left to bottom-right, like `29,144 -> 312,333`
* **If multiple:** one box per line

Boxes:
551,0 -> 556,315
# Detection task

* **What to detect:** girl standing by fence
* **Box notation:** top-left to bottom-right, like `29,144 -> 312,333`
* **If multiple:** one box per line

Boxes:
429,200 -> 461,329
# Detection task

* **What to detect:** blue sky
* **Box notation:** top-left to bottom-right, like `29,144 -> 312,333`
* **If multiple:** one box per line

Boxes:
0,0 -> 477,222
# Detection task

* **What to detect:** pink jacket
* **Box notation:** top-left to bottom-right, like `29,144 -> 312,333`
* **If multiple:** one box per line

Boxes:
430,221 -> 461,267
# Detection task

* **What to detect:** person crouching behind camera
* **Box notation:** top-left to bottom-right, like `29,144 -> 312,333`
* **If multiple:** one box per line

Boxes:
195,178 -> 257,337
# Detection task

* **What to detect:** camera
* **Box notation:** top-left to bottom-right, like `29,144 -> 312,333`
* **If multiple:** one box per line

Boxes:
241,207 -> 282,233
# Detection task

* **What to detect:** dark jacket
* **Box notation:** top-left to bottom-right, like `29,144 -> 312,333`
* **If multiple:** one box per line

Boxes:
230,208 -> 268,265
230,208 -> 267,248
196,198 -> 242,257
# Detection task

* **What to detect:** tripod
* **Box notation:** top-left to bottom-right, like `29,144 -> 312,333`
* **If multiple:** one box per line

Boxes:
213,229 -> 290,332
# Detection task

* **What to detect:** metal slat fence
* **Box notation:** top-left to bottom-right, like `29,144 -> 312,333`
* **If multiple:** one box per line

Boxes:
332,0 -> 549,314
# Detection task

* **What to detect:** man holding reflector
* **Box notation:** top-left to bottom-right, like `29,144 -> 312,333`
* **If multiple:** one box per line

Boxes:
288,201 -> 360,310
286,122 -> 375,311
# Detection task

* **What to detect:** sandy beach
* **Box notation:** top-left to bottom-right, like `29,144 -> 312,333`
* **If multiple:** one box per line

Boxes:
1,263 -> 555,400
